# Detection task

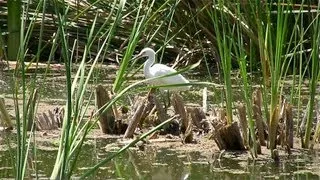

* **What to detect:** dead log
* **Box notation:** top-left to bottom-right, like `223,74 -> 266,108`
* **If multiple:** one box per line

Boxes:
138,94 -> 156,127
95,85 -> 115,134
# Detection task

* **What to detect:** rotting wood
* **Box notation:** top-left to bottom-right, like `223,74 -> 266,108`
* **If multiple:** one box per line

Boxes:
171,93 -> 188,133
182,117 -> 193,143
171,93 -> 193,142
253,104 -> 266,146
0,96 -> 13,130
209,115 -> 226,149
108,91 -> 120,120
269,107 -> 280,150
253,89 -> 266,146
95,85 -> 115,134
124,98 -> 146,138
187,107 -> 208,131
286,104 -> 293,151
237,103 -> 248,147
35,107 -> 64,130
139,92 -> 158,126
153,91 -> 168,125
209,109 -> 245,150
218,122 -> 246,150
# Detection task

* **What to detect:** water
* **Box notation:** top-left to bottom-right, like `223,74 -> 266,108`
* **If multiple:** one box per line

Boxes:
1,135 -> 320,179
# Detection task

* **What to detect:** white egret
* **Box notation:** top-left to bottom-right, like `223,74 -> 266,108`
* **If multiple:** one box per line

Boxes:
136,47 -> 191,91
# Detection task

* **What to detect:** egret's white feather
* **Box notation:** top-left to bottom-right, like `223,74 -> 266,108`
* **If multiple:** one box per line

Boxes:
138,48 -> 191,91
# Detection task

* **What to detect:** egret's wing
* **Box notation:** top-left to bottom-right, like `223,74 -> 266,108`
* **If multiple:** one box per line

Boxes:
150,64 -> 190,91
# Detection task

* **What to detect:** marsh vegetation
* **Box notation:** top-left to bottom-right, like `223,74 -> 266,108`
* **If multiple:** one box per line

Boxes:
1,0 -> 320,179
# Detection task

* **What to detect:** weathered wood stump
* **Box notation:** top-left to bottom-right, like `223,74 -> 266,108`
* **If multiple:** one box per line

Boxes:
237,103 -> 248,147
187,107 -> 211,133
95,85 -> 116,134
285,104 -> 293,149
35,107 -> 64,130
218,122 -> 246,150
211,108 -> 245,151
171,93 -> 193,143
253,89 -> 267,146
124,98 -> 146,138
0,96 -> 13,130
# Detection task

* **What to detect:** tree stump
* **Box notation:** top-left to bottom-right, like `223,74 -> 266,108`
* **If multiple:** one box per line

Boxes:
171,93 -> 193,143
95,85 -> 115,134
0,96 -> 13,130
211,108 -> 245,151
124,98 -> 146,138
253,89 -> 267,146
237,103 -> 248,147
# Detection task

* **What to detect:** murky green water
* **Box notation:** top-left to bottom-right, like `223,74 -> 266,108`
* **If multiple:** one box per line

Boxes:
1,136 -> 320,179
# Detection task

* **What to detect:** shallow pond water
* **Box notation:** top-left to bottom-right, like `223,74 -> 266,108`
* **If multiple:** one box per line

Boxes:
1,135 -> 320,179
0,63 -> 319,179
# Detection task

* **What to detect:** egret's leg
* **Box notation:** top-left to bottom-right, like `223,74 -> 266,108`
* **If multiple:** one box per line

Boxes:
166,90 -> 171,108
159,90 -> 170,109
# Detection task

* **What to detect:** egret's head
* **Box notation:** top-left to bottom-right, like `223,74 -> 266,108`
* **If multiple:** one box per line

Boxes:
136,47 -> 155,59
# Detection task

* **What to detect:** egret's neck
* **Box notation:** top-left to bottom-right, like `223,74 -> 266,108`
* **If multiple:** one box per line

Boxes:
143,54 -> 155,75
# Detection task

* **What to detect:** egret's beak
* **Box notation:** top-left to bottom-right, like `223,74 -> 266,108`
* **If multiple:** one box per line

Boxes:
132,52 -> 146,61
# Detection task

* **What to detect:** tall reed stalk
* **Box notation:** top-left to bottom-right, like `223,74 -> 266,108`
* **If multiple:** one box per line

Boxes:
7,0 -> 21,60
12,1 -> 45,178
303,2 -> 320,148
211,0 -> 233,124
